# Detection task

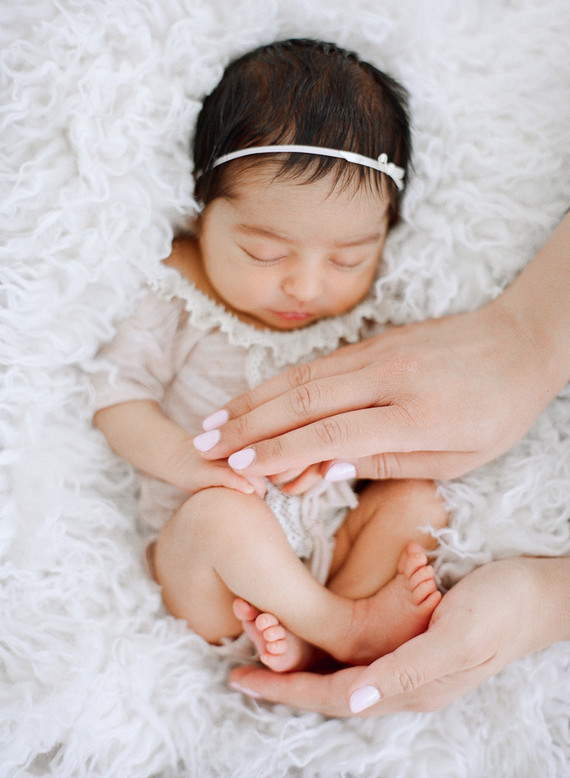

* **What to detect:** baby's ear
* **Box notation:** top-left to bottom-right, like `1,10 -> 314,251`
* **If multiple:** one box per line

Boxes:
189,207 -> 204,236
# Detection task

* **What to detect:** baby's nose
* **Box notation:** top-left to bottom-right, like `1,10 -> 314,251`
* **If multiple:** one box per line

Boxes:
282,267 -> 323,302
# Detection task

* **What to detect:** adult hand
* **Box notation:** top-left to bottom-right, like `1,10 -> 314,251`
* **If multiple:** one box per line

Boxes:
229,555 -> 570,715
195,211 -> 570,482
195,299 -> 549,481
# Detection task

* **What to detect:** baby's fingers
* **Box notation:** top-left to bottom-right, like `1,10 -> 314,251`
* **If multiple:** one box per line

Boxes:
278,464 -> 323,495
196,364 -> 380,461
193,461 -> 256,495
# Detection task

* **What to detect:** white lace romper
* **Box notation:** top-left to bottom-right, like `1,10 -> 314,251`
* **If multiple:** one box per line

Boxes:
92,266 -> 383,583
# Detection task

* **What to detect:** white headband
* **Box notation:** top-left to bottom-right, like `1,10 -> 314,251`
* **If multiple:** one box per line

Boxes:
210,144 -> 405,191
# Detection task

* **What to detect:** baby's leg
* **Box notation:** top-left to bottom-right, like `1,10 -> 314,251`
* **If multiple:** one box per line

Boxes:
153,486 -> 356,648
238,479 -> 448,667
328,479 -> 448,598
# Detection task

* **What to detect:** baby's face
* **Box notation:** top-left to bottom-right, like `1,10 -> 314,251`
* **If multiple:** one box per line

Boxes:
197,166 -> 390,330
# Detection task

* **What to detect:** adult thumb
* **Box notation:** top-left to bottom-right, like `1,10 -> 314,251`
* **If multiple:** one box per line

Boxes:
347,630 -> 456,713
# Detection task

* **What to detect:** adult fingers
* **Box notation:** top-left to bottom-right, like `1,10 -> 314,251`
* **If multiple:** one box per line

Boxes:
325,449 -> 480,481
222,406 -> 439,478
220,339 -> 375,422
229,664 -> 363,717
197,366 -> 382,462
229,649 -> 471,717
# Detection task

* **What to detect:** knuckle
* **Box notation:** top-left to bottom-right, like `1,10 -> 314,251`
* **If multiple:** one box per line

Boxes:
385,352 -> 423,381
367,454 -> 398,480
396,665 -> 424,694
228,390 -> 257,417
287,362 -> 313,389
232,412 -> 253,440
314,416 -> 345,449
265,433 -> 287,466
288,383 -> 320,419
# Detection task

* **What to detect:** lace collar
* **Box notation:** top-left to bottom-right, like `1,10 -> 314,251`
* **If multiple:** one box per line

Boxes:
155,265 -> 385,368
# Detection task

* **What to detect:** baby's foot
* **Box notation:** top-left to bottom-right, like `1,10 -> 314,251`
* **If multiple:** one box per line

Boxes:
232,598 -> 317,672
337,542 -> 442,665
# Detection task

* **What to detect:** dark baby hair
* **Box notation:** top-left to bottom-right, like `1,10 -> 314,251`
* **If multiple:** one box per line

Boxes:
193,38 -> 411,225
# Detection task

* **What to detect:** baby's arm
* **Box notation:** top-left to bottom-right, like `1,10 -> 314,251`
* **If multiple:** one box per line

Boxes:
95,400 -> 257,495
92,289 -> 261,496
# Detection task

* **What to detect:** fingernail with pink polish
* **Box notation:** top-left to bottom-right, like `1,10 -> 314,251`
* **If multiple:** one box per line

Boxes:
228,448 -> 255,470
324,462 -> 357,482
202,409 -> 229,431
229,681 -> 262,700
193,429 -> 221,452
349,685 -> 381,714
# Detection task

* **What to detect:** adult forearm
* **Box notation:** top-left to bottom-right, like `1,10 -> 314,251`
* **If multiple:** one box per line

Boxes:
531,555 -> 570,648
499,212 -> 570,398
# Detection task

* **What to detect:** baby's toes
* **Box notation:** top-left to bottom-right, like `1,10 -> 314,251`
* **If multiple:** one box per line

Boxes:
262,623 -> 286,645
264,635 -> 287,655
260,650 -> 291,672
398,542 -> 428,579
232,597 -> 261,622
255,612 -> 279,631
409,565 -> 440,605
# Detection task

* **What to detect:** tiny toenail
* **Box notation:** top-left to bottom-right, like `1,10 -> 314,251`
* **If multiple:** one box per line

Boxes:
349,685 -> 381,714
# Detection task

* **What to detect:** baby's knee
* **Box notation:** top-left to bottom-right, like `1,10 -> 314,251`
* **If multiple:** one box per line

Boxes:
156,489 -> 216,546
172,487 -> 228,532
171,486 -> 261,537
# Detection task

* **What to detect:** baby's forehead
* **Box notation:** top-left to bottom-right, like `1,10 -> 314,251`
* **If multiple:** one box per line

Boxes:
215,173 -> 389,247
223,155 -> 390,203
226,162 -> 390,209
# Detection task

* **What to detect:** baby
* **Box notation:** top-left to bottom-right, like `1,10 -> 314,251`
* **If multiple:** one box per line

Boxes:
93,39 -> 447,673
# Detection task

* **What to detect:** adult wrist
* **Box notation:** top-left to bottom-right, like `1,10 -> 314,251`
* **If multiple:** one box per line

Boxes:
497,214 -> 570,398
530,556 -> 570,648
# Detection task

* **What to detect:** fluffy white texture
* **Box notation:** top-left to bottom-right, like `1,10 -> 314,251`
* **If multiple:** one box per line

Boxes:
1,0 -> 569,776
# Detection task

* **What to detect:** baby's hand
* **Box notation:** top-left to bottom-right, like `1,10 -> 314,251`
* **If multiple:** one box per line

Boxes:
268,464 -> 323,495
169,441 -> 258,496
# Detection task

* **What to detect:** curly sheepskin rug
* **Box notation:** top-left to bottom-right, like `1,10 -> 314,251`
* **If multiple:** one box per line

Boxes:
1,1 -> 569,776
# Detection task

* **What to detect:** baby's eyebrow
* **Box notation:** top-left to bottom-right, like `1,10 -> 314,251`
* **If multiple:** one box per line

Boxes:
234,223 -> 383,247
333,232 -> 383,248
235,224 -> 289,241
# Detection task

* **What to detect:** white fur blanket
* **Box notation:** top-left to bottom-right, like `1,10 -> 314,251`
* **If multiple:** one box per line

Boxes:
2,1 -> 569,776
